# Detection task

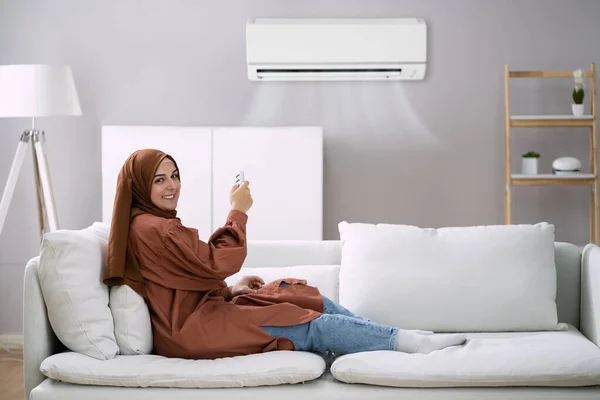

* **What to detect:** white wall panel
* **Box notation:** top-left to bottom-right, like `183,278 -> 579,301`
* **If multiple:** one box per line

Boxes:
102,126 -> 322,241
212,126 -> 323,240
102,126 -> 213,239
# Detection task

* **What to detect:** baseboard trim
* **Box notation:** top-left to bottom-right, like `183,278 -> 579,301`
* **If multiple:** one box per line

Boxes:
0,334 -> 23,350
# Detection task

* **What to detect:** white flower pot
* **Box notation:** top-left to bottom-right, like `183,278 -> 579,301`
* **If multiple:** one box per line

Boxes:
522,158 -> 538,175
572,104 -> 584,116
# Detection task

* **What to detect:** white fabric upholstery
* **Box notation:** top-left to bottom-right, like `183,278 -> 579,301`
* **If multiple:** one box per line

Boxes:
243,240 -> 341,268
581,244 -> 600,347
24,238 -> 599,400
23,257 -> 63,400
29,377 -> 600,400
338,221 -> 565,332
40,350 -> 325,388
554,242 -> 583,327
225,264 -> 340,302
331,325 -> 600,387
37,226 -> 119,360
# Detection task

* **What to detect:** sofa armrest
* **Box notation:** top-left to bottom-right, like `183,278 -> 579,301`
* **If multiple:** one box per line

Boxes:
581,244 -> 600,347
23,256 -> 62,400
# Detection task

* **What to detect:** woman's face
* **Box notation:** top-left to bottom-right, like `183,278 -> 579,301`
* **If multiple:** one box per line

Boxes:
150,159 -> 181,211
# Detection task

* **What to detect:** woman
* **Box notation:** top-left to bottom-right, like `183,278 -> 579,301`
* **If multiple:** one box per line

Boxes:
104,149 -> 466,360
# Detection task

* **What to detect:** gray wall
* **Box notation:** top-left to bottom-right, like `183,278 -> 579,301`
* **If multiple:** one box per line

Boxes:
1,0 -> 599,334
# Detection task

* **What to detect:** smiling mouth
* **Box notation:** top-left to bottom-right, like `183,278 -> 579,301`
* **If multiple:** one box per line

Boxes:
162,194 -> 175,200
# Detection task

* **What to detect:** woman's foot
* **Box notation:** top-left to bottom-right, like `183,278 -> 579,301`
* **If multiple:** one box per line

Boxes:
394,329 -> 467,354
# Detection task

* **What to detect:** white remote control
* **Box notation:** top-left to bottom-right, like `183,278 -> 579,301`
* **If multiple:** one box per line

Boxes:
235,170 -> 245,186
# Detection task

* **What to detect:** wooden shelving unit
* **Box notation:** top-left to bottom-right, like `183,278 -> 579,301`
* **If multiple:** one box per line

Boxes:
504,63 -> 599,244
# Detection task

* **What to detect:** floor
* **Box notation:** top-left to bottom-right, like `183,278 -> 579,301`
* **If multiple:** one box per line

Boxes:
0,346 -> 23,400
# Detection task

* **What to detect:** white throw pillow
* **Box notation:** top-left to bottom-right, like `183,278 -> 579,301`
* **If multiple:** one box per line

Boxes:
338,221 -> 565,332
38,226 -> 119,360
109,285 -> 153,355
89,222 -> 153,355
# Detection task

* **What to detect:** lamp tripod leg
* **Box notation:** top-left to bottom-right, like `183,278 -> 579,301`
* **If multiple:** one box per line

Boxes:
32,131 -> 59,232
31,134 -> 48,236
0,132 -> 33,236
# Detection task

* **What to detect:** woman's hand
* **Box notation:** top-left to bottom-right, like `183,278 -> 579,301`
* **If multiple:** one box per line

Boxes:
231,275 -> 265,297
230,181 -> 253,213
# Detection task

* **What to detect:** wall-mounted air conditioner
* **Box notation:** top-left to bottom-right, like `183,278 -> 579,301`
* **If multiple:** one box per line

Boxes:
246,18 -> 427,81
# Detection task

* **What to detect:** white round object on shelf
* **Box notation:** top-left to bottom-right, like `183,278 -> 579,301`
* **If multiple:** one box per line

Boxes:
552,157 -> 582,174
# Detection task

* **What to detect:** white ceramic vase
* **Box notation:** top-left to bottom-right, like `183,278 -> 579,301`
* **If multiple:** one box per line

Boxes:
572,104 -> 584,116
522,157 -> 538,175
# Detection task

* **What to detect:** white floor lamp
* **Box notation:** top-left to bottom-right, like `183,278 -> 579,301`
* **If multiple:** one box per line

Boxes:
0,65 -> 82,237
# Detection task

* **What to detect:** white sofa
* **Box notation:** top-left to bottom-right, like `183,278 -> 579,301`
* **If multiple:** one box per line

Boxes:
23,221 -> 600,400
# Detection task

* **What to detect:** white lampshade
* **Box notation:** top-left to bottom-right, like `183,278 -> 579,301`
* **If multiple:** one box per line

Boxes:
0,64 -> 82,118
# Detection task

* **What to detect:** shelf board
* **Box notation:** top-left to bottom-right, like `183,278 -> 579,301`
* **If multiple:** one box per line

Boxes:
511,115 -> 593,120
510,115 -> 594,127
511,173 -> 596,186
509,70 -> 594,78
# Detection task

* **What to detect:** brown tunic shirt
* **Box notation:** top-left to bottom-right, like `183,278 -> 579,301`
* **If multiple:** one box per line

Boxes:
129,209 -> 324,359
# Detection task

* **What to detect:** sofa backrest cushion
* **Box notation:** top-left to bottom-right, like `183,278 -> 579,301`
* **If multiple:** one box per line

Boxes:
38,225 -> 119,360
108,263 -> 340,356
243,240 -> 342,267
225,265 -> 341,302
337,221 -> 567,332
73,228 -> 341,356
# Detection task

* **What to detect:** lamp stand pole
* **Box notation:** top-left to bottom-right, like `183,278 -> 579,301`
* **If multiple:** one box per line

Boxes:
0,118 -> 59,237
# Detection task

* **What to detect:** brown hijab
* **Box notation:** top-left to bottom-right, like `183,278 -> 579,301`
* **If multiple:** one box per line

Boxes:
103,149 -> 180,298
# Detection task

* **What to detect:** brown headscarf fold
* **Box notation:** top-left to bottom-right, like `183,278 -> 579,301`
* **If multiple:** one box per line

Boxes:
103,149 -> 180,299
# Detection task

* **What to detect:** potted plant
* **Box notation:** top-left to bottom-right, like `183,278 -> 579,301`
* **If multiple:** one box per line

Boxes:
572,68 -> 585,116
522,151 -> 540,175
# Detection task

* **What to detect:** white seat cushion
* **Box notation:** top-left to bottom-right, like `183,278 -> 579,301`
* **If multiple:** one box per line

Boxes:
338,221 -> 565,332
40,351 -> 326,388
331,325 -> 600,387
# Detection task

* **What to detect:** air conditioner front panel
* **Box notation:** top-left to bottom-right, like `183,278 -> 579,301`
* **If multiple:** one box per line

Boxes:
246,18 -> 427,65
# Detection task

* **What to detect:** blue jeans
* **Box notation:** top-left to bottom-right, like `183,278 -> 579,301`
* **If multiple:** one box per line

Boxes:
261,284 -> 398,354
